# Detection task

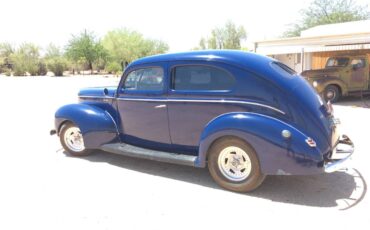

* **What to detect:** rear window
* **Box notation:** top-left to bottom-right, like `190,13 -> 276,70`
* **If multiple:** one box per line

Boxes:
271,62 -> 297,78
350,58 -> 365,68
172,65 -> 235,91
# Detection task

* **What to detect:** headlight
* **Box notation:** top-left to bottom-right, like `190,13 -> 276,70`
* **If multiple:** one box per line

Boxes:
313,81 -> 318,88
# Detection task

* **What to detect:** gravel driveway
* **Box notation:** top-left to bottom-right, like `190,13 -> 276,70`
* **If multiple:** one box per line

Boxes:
0,76 -> 369,230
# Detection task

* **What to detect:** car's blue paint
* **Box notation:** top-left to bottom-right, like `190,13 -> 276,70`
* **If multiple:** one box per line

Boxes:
55,103 -> 118,148
197,112 -> 323,174
54,50 -> 340,175
166,60 -> 290,150
78,86 -> 116,98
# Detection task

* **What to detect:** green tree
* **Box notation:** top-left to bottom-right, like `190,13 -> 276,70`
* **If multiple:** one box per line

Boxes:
10,43 -> 42,76
93,42 -> 109,72
0,42 -> 14,75
102,28 -> 169,73
198,38 -> 207,50
45,44 -> 68,76
196,21 -> 247,50
65,30 -> 108,74
45,43 -> 63,59
284,0 -> 370,37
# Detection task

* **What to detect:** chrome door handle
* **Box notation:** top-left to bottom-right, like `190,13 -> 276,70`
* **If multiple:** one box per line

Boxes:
154,104 -> 167,109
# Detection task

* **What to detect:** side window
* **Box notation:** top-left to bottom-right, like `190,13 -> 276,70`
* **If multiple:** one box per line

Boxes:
123,67 -> 164,91
351,59 -> 365,68
172,65 -> 235,91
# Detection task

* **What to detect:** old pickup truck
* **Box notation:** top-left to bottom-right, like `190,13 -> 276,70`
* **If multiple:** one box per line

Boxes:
301,55 -> 370,102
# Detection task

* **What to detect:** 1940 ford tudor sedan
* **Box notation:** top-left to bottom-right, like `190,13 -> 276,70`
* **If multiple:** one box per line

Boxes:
51,50 -> 354,192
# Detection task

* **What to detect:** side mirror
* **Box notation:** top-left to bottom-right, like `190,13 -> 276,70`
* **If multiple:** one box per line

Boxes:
103,88 -> 109,96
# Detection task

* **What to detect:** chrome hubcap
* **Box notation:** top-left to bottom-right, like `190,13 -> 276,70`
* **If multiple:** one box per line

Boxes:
64,127 -> 85,152
326,90 -> 335,100
218,146 -> 252,182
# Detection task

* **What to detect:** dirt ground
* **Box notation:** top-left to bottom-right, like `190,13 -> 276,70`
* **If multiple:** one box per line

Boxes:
0,75 -> 369,230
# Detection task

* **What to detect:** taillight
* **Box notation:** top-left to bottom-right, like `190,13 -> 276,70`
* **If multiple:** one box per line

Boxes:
305,137 -> 317,147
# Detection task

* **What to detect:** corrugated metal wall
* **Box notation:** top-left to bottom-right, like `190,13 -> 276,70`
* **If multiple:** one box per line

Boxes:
311,50 -> 370,69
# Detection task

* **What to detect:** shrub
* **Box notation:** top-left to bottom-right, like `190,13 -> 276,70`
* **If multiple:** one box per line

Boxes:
105,61 -> 122,74
12,54 -> 27,76
47,57 -> 68,76
0,66 -> 12,76
10,43 -> 41,76
37,61 -> 47,76
4,68 -> 11,76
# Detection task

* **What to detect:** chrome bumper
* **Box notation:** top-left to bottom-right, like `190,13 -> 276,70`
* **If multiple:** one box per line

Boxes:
324,135 -> 354,173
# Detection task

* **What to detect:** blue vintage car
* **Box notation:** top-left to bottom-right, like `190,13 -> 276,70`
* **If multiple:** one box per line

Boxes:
51,50 -> 354,192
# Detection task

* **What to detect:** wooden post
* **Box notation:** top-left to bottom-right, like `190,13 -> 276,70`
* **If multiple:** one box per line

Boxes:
301,48 -> 305,73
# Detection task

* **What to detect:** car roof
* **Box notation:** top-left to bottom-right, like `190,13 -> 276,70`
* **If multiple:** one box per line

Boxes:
128,50 -> 274,71
127,50 -> 306,99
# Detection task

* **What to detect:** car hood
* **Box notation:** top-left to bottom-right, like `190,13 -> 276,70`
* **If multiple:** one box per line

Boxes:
301,68 -> 340,78
78,86 -> 116,98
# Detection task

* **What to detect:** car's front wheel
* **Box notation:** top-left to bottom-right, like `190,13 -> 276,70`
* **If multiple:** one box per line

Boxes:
208,137 -> 265,192
60,122 -> 92,156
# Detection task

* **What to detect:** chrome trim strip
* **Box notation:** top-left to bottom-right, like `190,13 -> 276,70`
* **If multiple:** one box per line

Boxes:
154,104 -> 167,109
79,95 -> 115,99
78,95 -> 285,114
116,97 -> 285,115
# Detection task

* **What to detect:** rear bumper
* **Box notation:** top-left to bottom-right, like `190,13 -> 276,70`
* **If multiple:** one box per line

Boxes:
324,135 -> 354,173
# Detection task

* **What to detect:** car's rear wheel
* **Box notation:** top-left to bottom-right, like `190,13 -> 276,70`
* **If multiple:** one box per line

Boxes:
208,137 -> 265,192
60,122 -> 92,156
323,85 -> 340,103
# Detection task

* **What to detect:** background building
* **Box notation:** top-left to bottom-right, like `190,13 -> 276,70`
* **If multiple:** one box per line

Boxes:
254,20 -> 370,73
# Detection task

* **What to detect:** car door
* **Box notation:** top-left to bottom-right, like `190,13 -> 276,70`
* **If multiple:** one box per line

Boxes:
116,63 -> 171,149
166,61 -> 238,153
349,58 -> 366,90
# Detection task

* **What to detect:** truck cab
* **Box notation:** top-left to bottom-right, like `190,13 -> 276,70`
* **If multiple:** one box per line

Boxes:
301,55 -> 370,102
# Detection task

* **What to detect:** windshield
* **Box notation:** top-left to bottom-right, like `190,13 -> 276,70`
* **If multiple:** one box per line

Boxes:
326,57 -> 349,67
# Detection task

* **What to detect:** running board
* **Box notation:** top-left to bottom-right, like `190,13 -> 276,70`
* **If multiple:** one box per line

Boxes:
100,143 -> 197,167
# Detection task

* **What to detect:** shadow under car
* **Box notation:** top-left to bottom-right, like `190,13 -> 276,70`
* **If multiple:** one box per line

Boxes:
60,149 -> 367,210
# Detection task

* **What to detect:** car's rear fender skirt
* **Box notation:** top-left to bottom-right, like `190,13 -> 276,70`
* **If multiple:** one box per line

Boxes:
197,112 -> 324,175
55,104 -> 119,149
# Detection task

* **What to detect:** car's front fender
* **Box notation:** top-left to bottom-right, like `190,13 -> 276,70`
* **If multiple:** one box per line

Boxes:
196,112 -> 324,175
55,104 -> 119,149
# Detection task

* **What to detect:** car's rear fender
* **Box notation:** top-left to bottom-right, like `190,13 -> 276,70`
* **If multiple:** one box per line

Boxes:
197,112 -> 324,175
55,104 -> 119,149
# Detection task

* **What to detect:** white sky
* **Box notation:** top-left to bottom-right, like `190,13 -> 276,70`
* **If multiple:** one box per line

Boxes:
1,0 -> 369,52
